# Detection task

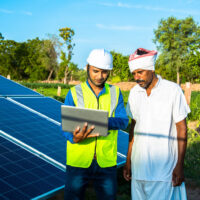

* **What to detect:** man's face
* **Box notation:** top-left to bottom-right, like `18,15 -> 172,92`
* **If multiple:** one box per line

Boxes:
87,65 -> 109,88
132,69 -> 154,89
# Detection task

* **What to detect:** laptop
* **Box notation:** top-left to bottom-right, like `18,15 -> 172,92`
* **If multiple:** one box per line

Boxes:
61,105 -> 109,136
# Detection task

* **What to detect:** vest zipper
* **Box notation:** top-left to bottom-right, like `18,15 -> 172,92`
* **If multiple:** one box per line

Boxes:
94,97 -> 99,159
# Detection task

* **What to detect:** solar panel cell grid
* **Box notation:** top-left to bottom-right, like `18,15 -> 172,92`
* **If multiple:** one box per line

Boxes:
0,136 -> 65,200
0,98 -> 66,165
12,97 -> 63,122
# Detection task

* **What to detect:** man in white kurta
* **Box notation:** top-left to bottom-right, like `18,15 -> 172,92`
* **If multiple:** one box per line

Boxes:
123,48 -> 190,200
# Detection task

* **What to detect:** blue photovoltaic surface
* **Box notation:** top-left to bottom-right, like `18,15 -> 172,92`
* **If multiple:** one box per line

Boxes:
118,130 -> 128,156
12,97 -> 63,122
0,135 -> 65,200
117,130 -> 129,166
0,98 -> 66,165
0,75 -> 42,97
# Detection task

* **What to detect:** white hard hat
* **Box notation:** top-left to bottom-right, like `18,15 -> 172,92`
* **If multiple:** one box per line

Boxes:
87,49 -> 113,70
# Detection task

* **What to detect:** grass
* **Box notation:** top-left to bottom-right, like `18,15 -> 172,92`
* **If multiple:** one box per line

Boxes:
184,128 -> 200,184
188,91 -> 200,121
34,87 -> 130,105
35,87 -> 69,99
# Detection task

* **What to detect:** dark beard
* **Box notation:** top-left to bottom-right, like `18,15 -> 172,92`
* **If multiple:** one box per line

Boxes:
87,69 -> 109,88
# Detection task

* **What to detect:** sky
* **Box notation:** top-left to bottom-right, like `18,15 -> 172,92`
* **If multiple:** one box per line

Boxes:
1,0 -> 200,69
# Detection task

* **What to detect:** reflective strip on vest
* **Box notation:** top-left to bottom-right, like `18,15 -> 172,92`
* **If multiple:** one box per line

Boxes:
74,84 -> 84,108
110,85 -> 117,117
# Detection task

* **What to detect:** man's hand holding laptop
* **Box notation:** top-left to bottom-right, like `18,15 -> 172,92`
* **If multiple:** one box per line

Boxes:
73,122 -> 99,143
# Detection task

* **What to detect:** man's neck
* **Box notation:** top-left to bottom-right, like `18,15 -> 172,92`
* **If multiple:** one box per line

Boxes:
87,79 -> 104,97
146,75 -> 158,96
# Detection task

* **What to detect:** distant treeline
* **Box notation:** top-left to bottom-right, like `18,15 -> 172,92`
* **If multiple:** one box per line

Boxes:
1,16 -> 200,84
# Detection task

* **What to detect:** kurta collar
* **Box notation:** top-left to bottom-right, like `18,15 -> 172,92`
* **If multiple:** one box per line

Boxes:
136,75 -> 162,93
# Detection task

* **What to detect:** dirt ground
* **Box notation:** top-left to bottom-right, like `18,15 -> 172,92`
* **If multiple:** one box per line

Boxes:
67,81 -> 200,92
49,180 -> 200,200
111,82 -> 200,91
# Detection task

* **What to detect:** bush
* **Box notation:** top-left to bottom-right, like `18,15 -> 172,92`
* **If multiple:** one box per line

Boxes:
53,96 -> 65,103
111,75 -> 121,83
20,82 -> 73,89
188,91 -> 200,121
184,128 -> 200,183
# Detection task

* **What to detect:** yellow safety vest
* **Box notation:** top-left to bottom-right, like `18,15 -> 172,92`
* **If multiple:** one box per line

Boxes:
66,82 -> 120,168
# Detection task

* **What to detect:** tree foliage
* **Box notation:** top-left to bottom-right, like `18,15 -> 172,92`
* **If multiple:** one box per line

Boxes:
153,16 -> 200,84
183,44 -> 200,83
111,51 -> 132,82
0,38 -> 28,79
0,34 -> 58,81
59,27 -> 75,83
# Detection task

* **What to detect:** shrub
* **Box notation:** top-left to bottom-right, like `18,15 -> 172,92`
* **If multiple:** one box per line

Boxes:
111,75 -> 121,83
184,128 -> 200,183
188,91 -> 200,121
20,82 -> 73,89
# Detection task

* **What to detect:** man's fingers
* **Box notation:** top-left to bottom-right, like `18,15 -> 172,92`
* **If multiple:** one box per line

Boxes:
73,124 -> 98,142
172,177 -> 184,187
82,123 -> 88,133
73,126 -> 80,135
123,171 -> 131,181
84,125 -> 95,137
87,133 -> 99,138
123,167 -> 131,181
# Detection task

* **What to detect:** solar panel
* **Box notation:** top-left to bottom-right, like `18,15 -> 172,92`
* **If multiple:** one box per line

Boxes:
0,98 -> 66,166
0,135 -> 65,200
12,97 -> 63,122
0,75 -> 42,97
117,130 -> 129,167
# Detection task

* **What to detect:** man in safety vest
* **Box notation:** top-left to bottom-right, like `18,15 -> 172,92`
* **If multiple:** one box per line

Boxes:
62,49 -> 129,200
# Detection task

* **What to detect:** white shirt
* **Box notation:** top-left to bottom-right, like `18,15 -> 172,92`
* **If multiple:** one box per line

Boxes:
126,76 -> 190,181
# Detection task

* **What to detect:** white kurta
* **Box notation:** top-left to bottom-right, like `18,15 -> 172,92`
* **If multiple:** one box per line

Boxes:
126,76 -> 190,182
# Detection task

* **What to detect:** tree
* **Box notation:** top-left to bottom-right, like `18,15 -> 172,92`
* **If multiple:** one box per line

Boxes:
68,62 -> 78,81
46,34 -> 62,80
57,50 -> 68,80
153,16 -> 200,84
0,39 -> 17,78
0,39 -> 29,79
111,51 -> 132,82
59,27 -> 75,84
41,39 -> 58,81
0,36 -> 60,81
0,33 -> 4,40
26,38 -> 49,81
57,50 -> 79,81
182,44 -> 200,83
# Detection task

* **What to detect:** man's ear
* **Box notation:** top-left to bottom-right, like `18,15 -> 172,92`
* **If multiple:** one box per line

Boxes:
86,64 -> 89,71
